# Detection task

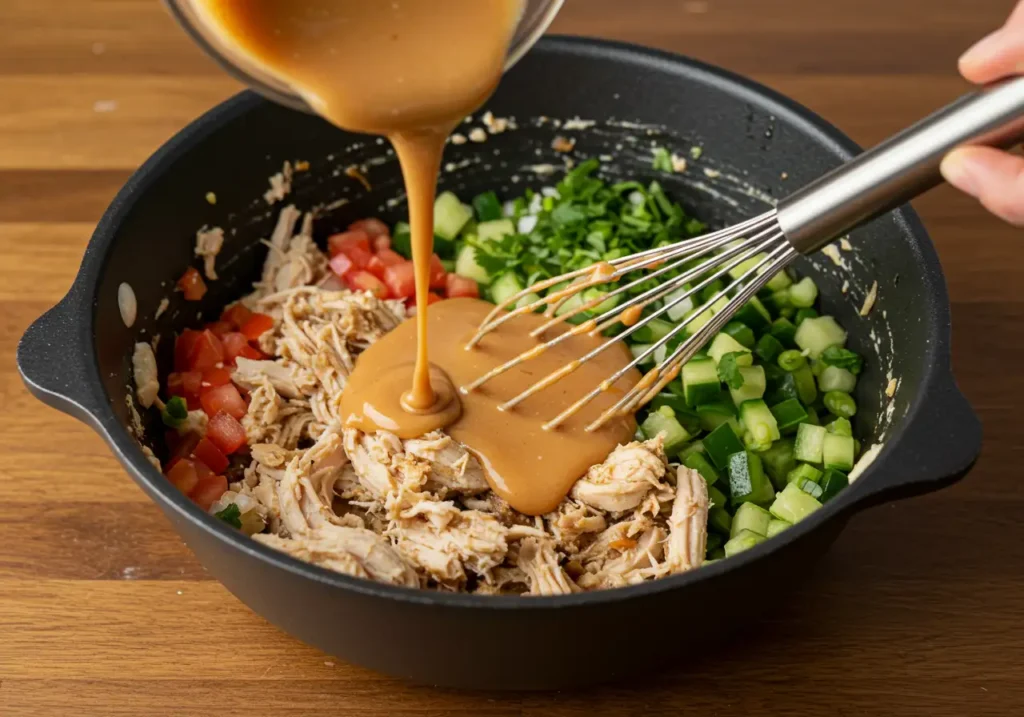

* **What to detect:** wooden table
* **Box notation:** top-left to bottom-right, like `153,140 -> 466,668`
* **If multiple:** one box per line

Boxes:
1,1 -> 1022,714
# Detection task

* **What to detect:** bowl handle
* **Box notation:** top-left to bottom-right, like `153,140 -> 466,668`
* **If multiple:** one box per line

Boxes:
17,291 -> 108,435
855,372 -> 981,508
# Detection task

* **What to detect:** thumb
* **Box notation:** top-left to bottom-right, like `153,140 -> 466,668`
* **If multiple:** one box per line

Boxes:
941,146 -> 1024,226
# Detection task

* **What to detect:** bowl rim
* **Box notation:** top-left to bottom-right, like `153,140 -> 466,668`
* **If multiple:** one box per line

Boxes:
70,35 -> 953,609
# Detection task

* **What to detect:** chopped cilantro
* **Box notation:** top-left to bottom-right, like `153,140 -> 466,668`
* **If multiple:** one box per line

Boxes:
651,147 -> 673,172
161,396 -> 189,428
215,503 -> 242,529
819,346 -> 864,375
717,352 -> 747,390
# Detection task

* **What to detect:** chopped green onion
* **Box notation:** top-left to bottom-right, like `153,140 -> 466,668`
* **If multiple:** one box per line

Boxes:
777,350 -> 806,372
161,396 -> 189,428
214,504 -> 242,529
824,390 -> 857,418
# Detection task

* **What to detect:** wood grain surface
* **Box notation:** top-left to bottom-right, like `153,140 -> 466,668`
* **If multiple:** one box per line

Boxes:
2,1 -> 1023,714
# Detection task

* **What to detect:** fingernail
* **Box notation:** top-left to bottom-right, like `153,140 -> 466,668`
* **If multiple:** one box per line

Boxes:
960,28 -> 1004,70
940,150 -> 981,198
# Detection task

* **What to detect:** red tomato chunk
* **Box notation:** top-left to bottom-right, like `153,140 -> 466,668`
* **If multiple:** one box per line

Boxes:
346,270 -> 389,299
382,262 -> 416,299
220,303 -> 253,329
240,313 -> 274,341
328,230 -> 370,257
192,474 -> 228,511
446,274 -> 480,298
177,266 -> 207,301
200,383 -> 247,420
207,412 -> 247,455
165,458 -> 200,495
191,437 -> 229,474
349,218 -> 389,238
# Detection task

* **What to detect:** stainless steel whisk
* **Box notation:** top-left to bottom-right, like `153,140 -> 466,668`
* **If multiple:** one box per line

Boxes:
463,76 -> 1024,431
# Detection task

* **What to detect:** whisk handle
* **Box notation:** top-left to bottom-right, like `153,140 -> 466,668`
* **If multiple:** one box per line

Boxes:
778,76 -> 1024,253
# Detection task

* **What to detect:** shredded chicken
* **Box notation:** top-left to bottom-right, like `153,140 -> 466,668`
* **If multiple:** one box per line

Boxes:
132,342 -> 159,408
194,226 -> 225,280
159,204 -> 721,594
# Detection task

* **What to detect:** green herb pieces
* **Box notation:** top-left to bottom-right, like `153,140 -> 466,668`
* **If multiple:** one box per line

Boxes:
717,352 -> 747,390
652,147 -> 673,172
161,396 -> 189,428
819,345 -> 864,375
214,503 -> 242,529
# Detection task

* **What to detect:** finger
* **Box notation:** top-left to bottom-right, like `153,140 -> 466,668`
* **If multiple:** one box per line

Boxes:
941,146 -> 1024,226
959,1 -> 1024,83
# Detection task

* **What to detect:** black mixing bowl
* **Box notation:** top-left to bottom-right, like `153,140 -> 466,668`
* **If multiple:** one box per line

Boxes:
17,37 -> 981,689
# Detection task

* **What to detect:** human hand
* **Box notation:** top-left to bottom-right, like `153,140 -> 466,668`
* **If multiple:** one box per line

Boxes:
940,1 -> 1024,224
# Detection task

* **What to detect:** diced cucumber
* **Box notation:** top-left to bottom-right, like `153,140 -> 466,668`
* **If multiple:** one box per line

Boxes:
730,502 -> 772,539
794,315 -> 847,359
771,317 -> 798,348
392,221 -> 412,256
441,258 -> 456,273
794,423 -> 827,464
769,398 -> 809,433
724,529 -> 767,557
819,468 -> 850,502
707,485 -> 732,535
682,357 -> 721,407
766,518 -> 792,538
472,191 -> 503,222
760,438 -> 797,490
640,407 -> 693,455
489,272 -> 523,305
792,365 -> 818,405
553,292 -> 586,323
765,372 -> 799,407
663,284 -> 696,321
631,344 -> 655,365
703,422 -> 745,470
683,451 -> 720,486
650,394 -> 701,434
818,365 -> 857,393
516,292 -> 542,310
678,440 -> 706,462
455,243 -> 490,284
723,321 -> 756,348
728,365 -> 766,405
697,401 -> 737,432
632,318 -> 675,343
581,287 -> 621,316
739,399 -> 780,450
766,270 -> 793,292
769,482 -> 823,523
826,417 -> 853,437
796,476 -> 824,499
822,433 -> 855,471
709,333 -> 753,366
795,307 -> 818,325
686,295 -> 729,335
734,296 -> 771,334
434,192 -> 473,240
753,335 -> 783,365
788,276 -> 819,308
728,450 -> 776,507
476,218 -> 516,243
706,532 -> 723,554
728,253 -> 767,280
786,463 -> 823,487
759,288 -> 790,316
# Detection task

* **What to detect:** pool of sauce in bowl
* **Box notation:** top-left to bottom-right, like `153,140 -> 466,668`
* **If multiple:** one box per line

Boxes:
194,0 -> 641,515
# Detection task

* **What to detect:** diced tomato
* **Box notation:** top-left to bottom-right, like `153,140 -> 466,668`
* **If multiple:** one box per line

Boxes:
166,430 -> 200,463
175,329 -> 201,372
191,437 -> 229,474
382,261 -> 416,299
207,411 -> 248,455
328,229 -> 370,257
177,266 -> 207,301
167,371 -> 203,409
220,303 -> 253,330
376,248 -> 405,267
371,234 -> 391,252
240,313 -> 274,341
200,383 -> 247,420
446,274 -> 480,299
205,320 -> 234,338
346,270 -> 389,299
429,254 -> 447,289
349,218 -> 389,238
201,367 -> 233,388
165,458 -> 200,495
346,245 -> 373,270
221,332 -> 262,362
192,457 -> 216,482
365,255 -> 388,280
187,329 -> 225,372
329,252 -> 354,278
192,474 -> 228,511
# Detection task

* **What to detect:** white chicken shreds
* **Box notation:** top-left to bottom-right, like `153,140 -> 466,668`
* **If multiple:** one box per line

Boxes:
190,205 -> 710,594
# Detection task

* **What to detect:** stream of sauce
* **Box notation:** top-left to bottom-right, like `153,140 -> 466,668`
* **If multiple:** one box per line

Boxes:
194,0 -> 641,515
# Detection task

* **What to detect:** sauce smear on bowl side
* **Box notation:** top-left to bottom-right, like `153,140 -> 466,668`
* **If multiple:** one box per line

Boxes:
193,0 -> 640,515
